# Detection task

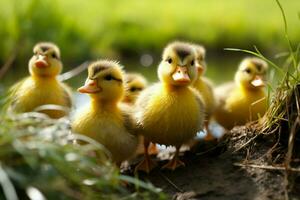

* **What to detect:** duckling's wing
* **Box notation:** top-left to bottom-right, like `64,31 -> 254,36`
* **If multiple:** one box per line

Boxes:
4,77 -> 28,111
214,82 -> 235,107
119,104 -> 137,135
132,83 -> 159,131
202,77 -> 215,88
134,84 -> 158,110
202,77 -> 216,105
190,87 -> 205,124
61,83 -> 73,108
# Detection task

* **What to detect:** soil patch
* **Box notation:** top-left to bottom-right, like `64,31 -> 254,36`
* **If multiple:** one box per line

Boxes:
126,129 -> 300,199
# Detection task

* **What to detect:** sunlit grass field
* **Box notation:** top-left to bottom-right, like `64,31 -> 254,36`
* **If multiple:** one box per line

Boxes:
0,0 -> 299,68
0,0 -> 297,93
0,1 -> 299,199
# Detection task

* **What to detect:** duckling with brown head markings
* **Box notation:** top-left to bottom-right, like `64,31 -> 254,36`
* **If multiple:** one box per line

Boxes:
191,44 -> 216,141
72,60 -> 138,164
123,73 -> 148,104
214,57 -> 268,130
134,41 -> 204,172
8,42 -> 72,118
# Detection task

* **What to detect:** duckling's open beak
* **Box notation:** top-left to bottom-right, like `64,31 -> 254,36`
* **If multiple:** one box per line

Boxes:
172,66 -> 191,84
35,55 -> 49,68
78,79 -> 102,93
251,75 -> 265,87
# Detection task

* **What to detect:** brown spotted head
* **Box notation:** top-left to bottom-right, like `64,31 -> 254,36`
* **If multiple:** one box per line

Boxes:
29,42 -> 62,77
235,57 -> 268,90
158,41 -> 197,87
78,60 -> 125,102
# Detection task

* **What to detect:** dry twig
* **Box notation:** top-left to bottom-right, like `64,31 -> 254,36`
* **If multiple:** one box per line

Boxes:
58,61 -> 90,82
0,45 -> 20,80
158,172 -> 184,193
234,163 -> 300,173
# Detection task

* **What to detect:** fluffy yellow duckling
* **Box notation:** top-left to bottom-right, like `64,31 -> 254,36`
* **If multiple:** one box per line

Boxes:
122,73 -> 158,155
72,60 -> 138,164
122,73 -> 148,104
8,42 -> 72,118
191,44 -> 216,140
134,42 -> 204,172
214,57 -> 268,130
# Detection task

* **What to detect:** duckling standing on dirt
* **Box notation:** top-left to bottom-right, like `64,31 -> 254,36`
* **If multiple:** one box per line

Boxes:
122,73 -> 158,155
191,44 -> 216,140
7,42 -> 72,118
72,60 -> 138,164
134,42 -> 204,172
214,57 -> 268,130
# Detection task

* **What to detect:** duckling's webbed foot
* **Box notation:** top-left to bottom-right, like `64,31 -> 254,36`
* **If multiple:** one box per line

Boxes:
204,120 -> 215,141
162,146 -> 185,170
148,143 -> 158,155
134,139 -> 157,173
135,155 -> 157,174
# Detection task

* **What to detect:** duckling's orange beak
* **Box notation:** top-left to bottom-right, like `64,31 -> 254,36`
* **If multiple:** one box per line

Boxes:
251,75 -> 265,87
35,55 -> 49,68
78,79 -> 101,93
172,66 -> 190,84
197,65 -> 204,75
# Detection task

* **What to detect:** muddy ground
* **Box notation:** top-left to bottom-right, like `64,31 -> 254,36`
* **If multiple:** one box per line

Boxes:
127,126 -> 300,200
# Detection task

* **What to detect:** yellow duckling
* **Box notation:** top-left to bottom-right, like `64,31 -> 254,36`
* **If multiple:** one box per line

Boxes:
214,57 -> 268,130
122,73 -> 158,155
72,60 -> 138,164
122,73 -> 148,104
191,44 -> 216,140
134,42 -> 204,172
8,42 -> 72,118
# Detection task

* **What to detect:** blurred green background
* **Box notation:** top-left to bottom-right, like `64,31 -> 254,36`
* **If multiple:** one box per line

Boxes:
0,0 -> 299,88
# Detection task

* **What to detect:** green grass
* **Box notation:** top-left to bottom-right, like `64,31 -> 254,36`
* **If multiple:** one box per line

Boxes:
0,0 -> 299,73
1,0 -> 299,89
0,1 -> 299,198
223,0 -> 300,135
0,110 -> 166,199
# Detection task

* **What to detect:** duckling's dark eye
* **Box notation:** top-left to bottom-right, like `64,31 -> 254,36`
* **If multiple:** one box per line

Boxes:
104,74 -> 113,81
245,68 -> 252,74
167,58 -> 172,64
130,87 -> 137,92
191,60 -> 195,66
256,65 -> 262,72
130,87 -> 142,92
51,53 -> 58,59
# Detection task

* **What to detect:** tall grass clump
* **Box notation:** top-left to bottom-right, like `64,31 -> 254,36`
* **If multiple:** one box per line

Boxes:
226,0 -> 300,135
225,0 -> 300,198
0,109 -> 166,199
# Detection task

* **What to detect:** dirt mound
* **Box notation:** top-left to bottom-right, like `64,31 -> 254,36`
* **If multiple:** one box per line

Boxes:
128,120 -> 300,200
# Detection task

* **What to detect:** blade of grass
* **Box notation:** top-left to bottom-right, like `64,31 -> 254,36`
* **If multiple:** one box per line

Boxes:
224,47 -> 298,81
224,47 -> 285,75
0,164 -> 18,200
276,0 -> 297,70
119,175 -> 163,194
58,61 -> 90,82
224,48 -> 285,75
